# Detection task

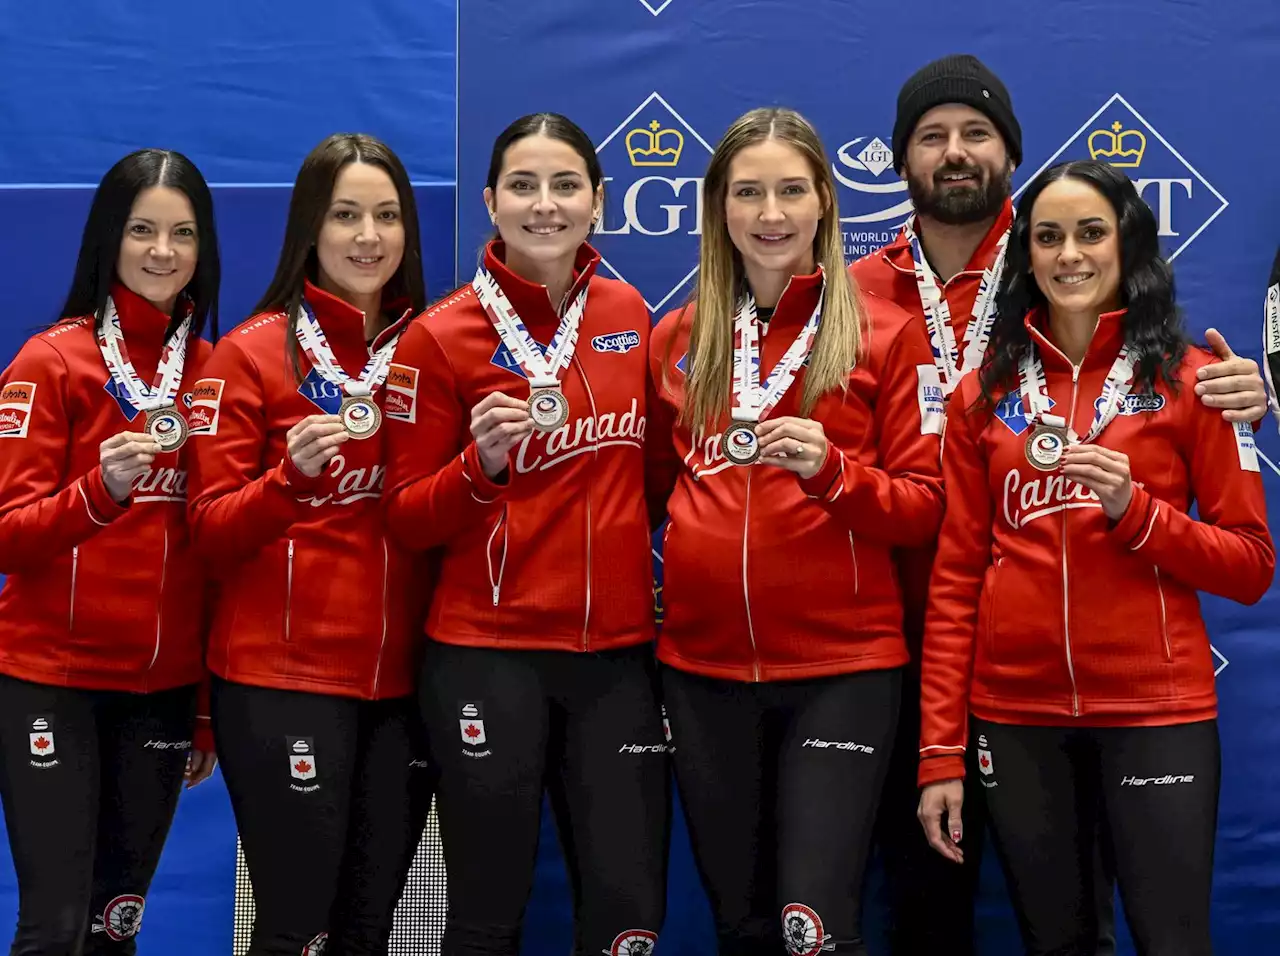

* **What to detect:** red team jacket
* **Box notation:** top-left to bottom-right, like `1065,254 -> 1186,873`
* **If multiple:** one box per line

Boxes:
383,242 -> 654,652
849,201 -> 1015,658
187,281 -> 426,699
647,269 -> 946,683
917,308 -> 1275,786
0,284 -> 212,708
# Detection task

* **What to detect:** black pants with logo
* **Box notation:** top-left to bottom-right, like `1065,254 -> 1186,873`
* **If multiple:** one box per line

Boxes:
661,664 -> 902,956
0,672 -> 197,956
211,678 -> 435,956
418,641 -> 669,956
972,716 -> 1219,956
874,678 -> 1118,956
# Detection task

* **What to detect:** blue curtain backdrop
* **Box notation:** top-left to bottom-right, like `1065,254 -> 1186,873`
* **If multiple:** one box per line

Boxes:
0,0 -> 1276,951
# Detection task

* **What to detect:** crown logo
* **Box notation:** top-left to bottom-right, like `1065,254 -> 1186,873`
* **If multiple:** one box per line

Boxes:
1088,120 -> 1147,168
626,119 -> 684,167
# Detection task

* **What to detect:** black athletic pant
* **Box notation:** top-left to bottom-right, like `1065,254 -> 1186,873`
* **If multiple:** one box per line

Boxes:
419,641 -> 669,956
0,673 -> 197,956
874,679 -> 1118,955
973,716 -> 1219,956
662,664 -> 902,956
212,678 -> 435,956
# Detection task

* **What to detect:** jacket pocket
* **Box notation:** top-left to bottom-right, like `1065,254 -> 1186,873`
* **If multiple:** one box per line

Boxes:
848,533 -> 859,598
69,545 -> 79,632
283,538 -> 295,642
486,506 -> 509,607
983,557 -> 1004,661
1153,565 -> 1170,663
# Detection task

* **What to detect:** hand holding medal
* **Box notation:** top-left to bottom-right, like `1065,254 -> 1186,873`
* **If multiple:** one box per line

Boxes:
1023,414 -> 1070,471
1060,444 -> 1133,520
472,265 -> 586,437
287,414 -> 348,478
470,392 -> 534,480
1018,342 -> 1137,521
97,297 -> 193,453
294,301 -> 402,441
755,417 -> 830,480
99,431 -> 163,503
722,278 -> 826,469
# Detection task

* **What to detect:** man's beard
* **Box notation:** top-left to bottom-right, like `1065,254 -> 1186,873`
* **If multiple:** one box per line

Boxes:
906,163 -> 1012,225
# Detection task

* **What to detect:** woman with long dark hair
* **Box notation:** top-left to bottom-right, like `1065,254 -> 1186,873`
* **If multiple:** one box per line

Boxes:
383,113 -> 667,956
917,160 -> 1274,954
0,148 -> 219,953
647,107 -> 945,956
187,133 -> 432,956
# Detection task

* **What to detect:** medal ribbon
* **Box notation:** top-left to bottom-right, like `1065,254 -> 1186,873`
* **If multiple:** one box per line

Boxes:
295,300 -> 401,397
1264,279 -> 1280,416
97,297 -> 191,413
729,273 -> 825,423
472,265 -> 589,389
903,216 -> 1011,396
1018,342 -> 1137,444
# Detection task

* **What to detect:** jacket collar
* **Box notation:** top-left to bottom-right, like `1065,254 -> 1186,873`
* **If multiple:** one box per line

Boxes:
1024,304 -> 1129,373
111,281 -> 180,338
107,283 -> 187,381
302,280 -> 413,353
482,240 -> 600,334
885,198 -> 1015,279
752,266 -> 825,333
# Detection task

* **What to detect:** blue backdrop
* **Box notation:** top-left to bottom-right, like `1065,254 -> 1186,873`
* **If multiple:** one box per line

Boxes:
0,1 -> 1275,952
456,1 -> 1280,952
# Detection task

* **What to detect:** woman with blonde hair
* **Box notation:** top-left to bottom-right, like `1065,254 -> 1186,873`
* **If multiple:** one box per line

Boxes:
647,107 -> 945,955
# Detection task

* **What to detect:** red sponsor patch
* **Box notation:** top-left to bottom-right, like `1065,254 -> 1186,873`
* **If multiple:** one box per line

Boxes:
383,363 -> 419,423
386,364 -> 417,391
0,381 -> 36,438
187,378 -> 224,436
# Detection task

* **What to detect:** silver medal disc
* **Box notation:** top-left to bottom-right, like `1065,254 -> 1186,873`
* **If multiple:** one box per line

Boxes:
721,421 -> 761,465
528,388 -> 570,431
1025,424 -> 1067,471
145,406 -> 188,452
340,395 -> 382,440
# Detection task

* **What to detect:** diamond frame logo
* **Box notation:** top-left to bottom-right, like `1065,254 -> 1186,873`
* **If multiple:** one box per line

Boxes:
593,91 -> 715,314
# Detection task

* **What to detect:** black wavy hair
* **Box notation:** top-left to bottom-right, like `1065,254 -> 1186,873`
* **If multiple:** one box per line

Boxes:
56,148 -> 220,341
977,160 -> 1188,410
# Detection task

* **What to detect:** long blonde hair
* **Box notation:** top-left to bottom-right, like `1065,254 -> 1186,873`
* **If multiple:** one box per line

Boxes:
673,107 -> 866,433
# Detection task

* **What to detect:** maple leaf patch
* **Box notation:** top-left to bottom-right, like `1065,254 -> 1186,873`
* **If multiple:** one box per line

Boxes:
286,736 -> 318,781
458,703 -> 487,747
28,717 -> 55,758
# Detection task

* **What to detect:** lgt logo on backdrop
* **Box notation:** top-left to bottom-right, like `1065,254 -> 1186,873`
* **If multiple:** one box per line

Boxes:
594,92 -> 714,314
1018,94 -> 1227,261
830,135 -> 912,259
635,0 -> 674,14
